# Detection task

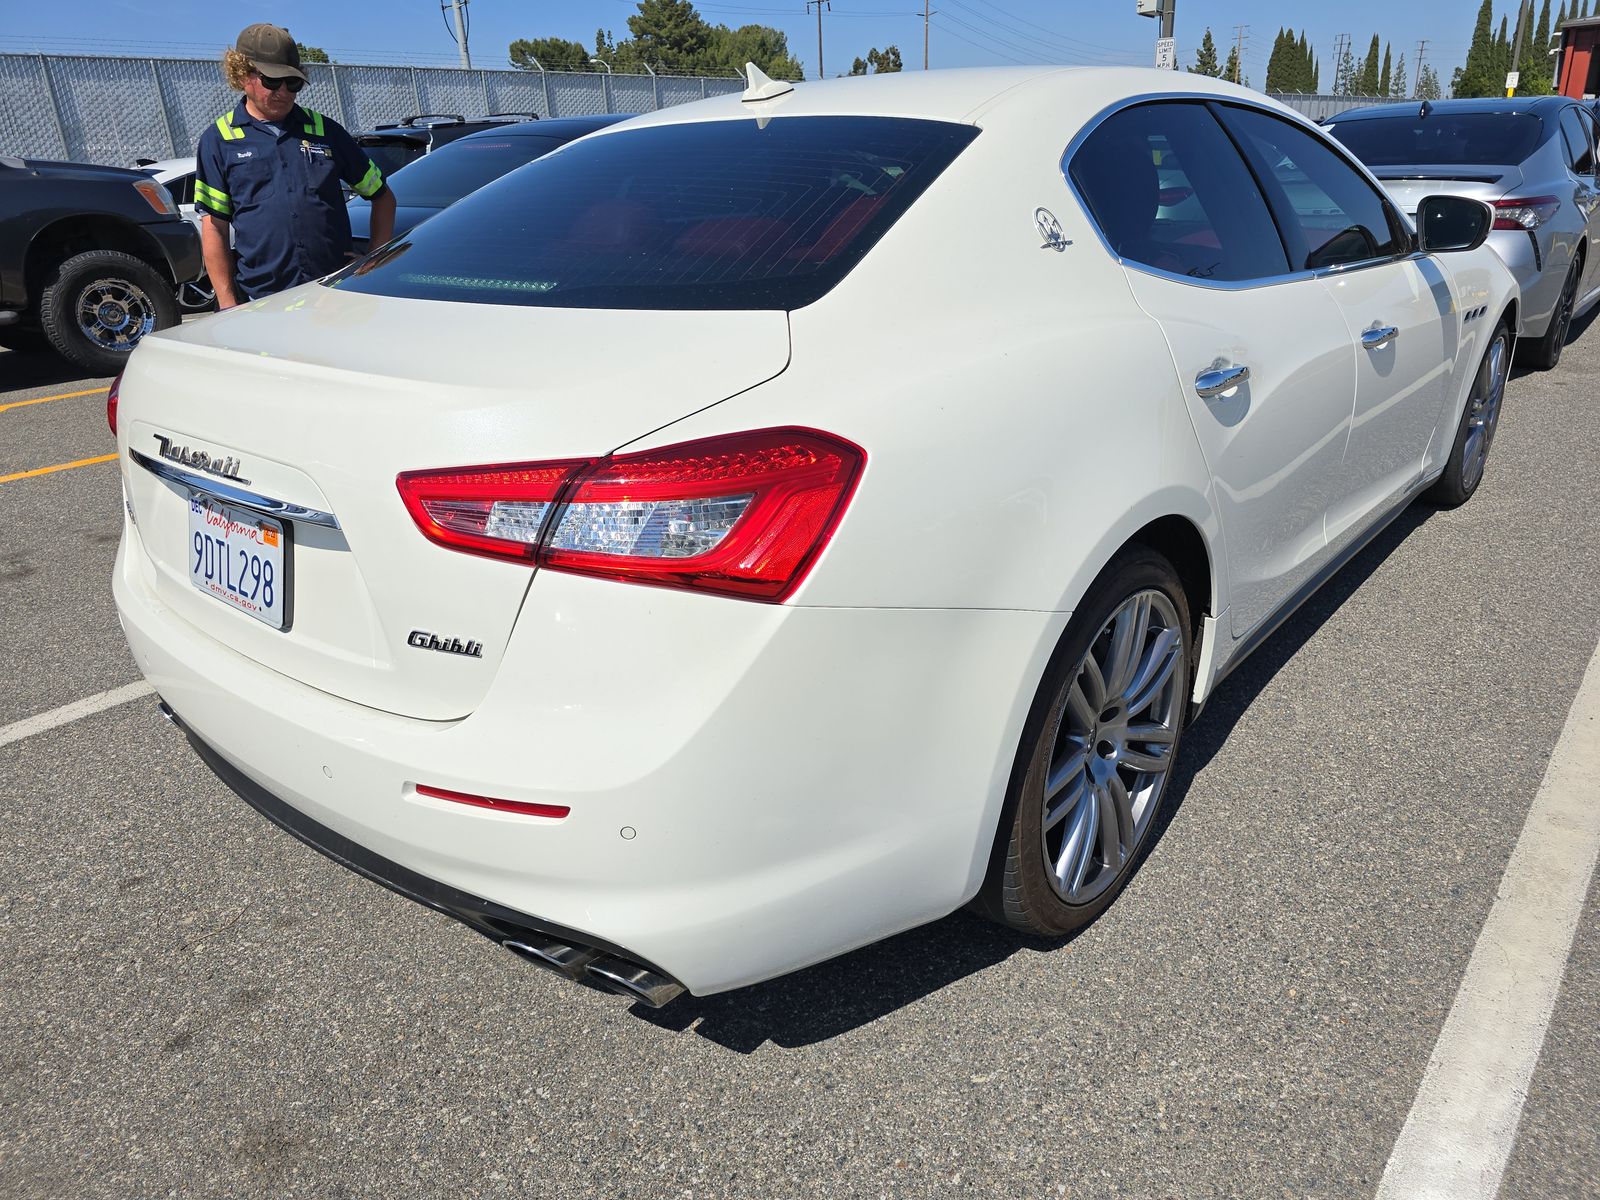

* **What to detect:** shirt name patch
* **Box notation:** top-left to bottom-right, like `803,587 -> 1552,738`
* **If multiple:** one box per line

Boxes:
235,150 -> 254,158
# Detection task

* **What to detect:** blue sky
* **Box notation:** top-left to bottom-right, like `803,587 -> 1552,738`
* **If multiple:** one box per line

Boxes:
0,1 -> 1517,87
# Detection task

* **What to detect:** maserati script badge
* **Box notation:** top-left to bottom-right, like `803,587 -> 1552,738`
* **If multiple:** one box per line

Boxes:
153,434 -> 250,485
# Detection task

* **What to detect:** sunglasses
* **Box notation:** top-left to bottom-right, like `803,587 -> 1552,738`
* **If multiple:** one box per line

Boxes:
256,74 -> 306,93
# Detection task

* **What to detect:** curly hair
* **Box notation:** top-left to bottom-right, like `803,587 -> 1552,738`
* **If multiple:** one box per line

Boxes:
222,48 -> 253,91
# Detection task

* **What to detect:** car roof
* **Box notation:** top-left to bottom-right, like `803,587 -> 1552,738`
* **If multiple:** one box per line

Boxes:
1329,96 -> 1573,122
451,114 -> 633,143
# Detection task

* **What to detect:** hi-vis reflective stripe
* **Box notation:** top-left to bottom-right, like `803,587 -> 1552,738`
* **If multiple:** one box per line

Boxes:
302,108 -> 325,137
193,178 -> 232,215
215,111 -> 245,141
353,160 -> 383,198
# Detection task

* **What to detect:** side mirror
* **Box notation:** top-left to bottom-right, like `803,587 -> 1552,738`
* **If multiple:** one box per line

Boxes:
1416,194 -> 1493,253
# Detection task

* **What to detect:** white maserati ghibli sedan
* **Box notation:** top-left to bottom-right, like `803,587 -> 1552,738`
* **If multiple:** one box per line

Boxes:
112,67 -> 1516,1006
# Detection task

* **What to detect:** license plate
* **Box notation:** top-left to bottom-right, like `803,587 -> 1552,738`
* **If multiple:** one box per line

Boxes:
187,491 -> 288,630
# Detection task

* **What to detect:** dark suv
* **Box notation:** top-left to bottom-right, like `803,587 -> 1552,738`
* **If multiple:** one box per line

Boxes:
352,113 -> 542,182
0,155 -> 201,374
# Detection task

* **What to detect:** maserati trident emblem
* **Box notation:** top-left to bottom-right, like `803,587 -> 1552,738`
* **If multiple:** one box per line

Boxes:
408,630 -> 484,658
1035,207 -> 1071,252
152,434 -> 250,485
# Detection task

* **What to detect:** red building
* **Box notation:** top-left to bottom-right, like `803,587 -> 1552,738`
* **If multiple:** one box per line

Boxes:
1555,17 -> 1600,98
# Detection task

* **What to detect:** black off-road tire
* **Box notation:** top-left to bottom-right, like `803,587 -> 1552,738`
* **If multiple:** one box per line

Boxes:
38,249 -> 179,375
976,546 -> 1193,938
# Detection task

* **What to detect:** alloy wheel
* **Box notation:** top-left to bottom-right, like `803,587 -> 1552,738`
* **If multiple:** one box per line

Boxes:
1040,589 -> 1185,905
1461,330 -> 1509,493
76,277 -> 157,353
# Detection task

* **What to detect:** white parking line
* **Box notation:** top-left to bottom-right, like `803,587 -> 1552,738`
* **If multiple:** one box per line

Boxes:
1376,637 -> 1600,1200
0,681 -> 155,749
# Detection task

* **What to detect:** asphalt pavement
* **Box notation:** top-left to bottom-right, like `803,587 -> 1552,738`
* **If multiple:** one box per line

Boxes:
0,317 -> 1597,1199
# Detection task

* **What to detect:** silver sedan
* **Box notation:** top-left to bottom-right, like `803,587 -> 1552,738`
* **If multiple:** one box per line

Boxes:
1328,95 -> 1600,369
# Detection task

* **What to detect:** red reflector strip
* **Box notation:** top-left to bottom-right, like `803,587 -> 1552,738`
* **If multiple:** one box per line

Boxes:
415,783 -> 570,820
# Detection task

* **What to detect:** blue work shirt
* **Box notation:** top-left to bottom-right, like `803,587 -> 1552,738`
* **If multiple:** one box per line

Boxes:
194,101 -> 386,300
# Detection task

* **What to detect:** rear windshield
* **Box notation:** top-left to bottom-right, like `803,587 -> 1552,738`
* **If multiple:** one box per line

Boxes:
385,135 -> 560,208
327,115 -> 978,310
1328,112 -> 1545,167
357,138 -> 426,181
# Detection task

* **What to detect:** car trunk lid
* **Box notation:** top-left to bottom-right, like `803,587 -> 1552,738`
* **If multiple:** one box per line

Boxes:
118,285 -> 790,720
1372,165 -> 1524,215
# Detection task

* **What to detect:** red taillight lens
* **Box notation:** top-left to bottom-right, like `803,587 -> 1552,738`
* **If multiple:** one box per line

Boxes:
396,460 -> 587,562
1492,195 -> 1561,231
107,371 -> 122,436
415,784 -> 569,820
396,428 -> 865,602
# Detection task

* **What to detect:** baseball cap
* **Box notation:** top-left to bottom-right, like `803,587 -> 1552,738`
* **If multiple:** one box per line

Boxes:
235,24 -> 307,82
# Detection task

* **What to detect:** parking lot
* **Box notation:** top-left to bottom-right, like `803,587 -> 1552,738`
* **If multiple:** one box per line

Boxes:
1,325 -> 1597,1199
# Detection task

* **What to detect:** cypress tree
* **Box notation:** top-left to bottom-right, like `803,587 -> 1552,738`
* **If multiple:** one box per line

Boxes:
1192,27 -> 1222,77
1265,27 -> 1286,92
1380,43 -> 1392,95
1313,52 -> 1321,92
1359,33 -> 1381,94
1461,0 -> 1496,97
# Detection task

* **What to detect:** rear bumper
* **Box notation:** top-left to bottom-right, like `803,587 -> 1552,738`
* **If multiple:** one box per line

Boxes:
114,514 -> 1062,995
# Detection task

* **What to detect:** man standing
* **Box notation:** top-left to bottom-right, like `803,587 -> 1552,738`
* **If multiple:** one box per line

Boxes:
194,24 -> 396,308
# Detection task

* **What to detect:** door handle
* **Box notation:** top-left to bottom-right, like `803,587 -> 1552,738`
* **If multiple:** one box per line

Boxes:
1362,325 -> 1400,350
1194,364 -> 1250,398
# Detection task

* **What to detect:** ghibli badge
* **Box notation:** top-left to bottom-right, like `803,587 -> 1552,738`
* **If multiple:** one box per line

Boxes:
408,630 -> 484,658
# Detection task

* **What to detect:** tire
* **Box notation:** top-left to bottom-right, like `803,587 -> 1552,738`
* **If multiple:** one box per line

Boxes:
1427,322 -> 1511,509
977,546 -> 1192,937
1518,255 -> 1580,371
38,249 -> 179,375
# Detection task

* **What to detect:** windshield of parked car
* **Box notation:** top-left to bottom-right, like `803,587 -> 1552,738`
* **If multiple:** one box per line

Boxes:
326,116 -> 979,310
381,135 -> 563,209
1327,112 -> 1545,167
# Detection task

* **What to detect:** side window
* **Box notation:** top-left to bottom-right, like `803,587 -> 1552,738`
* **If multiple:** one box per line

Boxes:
1559,107 -> 1596,175
173,173 -> 196,207
1217,105 -> 1407,272
1068,101 -> 1289,283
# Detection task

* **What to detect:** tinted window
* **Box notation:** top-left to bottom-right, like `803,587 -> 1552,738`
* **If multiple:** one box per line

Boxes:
1068,102 -> 1289,282
385,136 -> 559,208
1220,106 -> 1405,271
1328,112 -> 1546,167
358,138 -> 426,180
329,116 -> 978,310
1559,107 -> 1596,174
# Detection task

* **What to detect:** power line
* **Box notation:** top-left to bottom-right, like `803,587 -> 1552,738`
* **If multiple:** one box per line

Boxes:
806,0 -> 830,79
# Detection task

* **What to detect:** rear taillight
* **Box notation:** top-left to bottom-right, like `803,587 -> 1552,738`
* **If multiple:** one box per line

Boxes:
1492,195 -> 1561,231
396,428 -> 864,602
107,371 -> 122,436
415,784 -> 569,820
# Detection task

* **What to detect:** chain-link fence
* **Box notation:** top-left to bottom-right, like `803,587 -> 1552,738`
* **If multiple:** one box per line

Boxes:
1267,93 -> 1394,122
0,53 -> 749,166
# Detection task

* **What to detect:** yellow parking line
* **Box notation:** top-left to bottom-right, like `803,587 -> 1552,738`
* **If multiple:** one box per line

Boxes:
0,453 -> 117,484
0,386 -> 109,415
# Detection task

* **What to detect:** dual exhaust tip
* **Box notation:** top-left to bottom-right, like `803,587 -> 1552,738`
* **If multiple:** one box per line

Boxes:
503,938 -> 684,1008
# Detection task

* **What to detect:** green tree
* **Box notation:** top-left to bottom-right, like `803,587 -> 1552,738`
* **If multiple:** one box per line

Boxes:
299,44 -> 330,63
1223,43 -> 1246,86
1380,43 -> 1392,95
1420,63 -> 1443,99
627,0 -> 712,71
1192,27 -> 1221,77
1458,0 -> 1496,97
1391,51 -> 1408,97
1358,34 -> 1381,95
1264,28 -> 1285,89
1526,0 -> 1555,92
705,24 -> 803,78
848,45 -> 901,74
1336,41 -> 1358,93
1298,32 -> 1315,92
508,36 -> 591,71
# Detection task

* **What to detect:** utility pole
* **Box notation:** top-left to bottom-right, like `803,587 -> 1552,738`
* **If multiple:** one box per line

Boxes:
1508,0 -> 1528,94
1332,32 -> 1351,94
1413,39 -> 1428,98
807,0 -> 830,79
1233,24 -> 1248,84
924,0 -> 932,69
445,0 -> 471,69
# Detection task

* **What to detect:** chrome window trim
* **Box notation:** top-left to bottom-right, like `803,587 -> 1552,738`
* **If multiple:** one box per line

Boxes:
129,447 -> 342,529
1059,91 -> 1417,292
